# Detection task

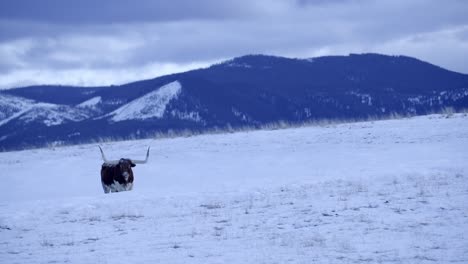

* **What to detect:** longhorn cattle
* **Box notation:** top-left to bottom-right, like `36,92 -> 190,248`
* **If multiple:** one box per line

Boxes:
99,146 -> 150,193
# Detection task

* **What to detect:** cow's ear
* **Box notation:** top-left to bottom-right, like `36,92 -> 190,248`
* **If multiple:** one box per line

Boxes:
131,162 -> 136,167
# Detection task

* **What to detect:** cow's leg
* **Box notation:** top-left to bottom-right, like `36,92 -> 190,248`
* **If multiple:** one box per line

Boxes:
126,183 -> 133,191
102,182 -> 111,193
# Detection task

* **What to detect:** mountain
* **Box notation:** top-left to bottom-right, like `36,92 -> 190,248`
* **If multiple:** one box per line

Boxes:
1,53 -> 468,151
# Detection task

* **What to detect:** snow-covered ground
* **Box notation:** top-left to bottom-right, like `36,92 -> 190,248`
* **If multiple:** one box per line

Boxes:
1,114 -> 467,263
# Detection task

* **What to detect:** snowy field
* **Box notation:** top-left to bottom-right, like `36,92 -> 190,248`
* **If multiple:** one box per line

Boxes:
1,114 -> 467,263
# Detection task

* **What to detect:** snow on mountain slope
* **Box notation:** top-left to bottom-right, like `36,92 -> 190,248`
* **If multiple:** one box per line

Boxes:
0,94 -> 36,126
77,96 -> 102,109
110,81 -> 182,122
1,114 -> 467,263
0,93 -> 94,127
18,103 -> 93,126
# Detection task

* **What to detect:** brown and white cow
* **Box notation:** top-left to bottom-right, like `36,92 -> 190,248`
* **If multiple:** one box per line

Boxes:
99,146 -> 150,193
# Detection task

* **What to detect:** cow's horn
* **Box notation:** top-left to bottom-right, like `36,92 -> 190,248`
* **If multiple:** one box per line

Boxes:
99,146 -> 119,164
132,147 -> 150,164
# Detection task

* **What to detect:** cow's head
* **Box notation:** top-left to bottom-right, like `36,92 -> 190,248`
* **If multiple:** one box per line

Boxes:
118,158 -> 135,179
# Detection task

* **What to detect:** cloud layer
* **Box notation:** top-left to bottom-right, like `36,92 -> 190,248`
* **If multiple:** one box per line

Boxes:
1,0 -> 467,89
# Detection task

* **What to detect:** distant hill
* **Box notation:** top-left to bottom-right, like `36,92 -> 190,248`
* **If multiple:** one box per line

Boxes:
1,53 -> 468,151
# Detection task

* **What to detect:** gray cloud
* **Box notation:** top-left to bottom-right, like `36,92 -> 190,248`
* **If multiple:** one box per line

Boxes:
0,0 -> 254,24
0,0 -> 467,89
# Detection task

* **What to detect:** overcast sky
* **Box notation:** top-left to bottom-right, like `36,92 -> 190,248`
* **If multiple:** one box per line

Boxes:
0,0 -> 467,89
